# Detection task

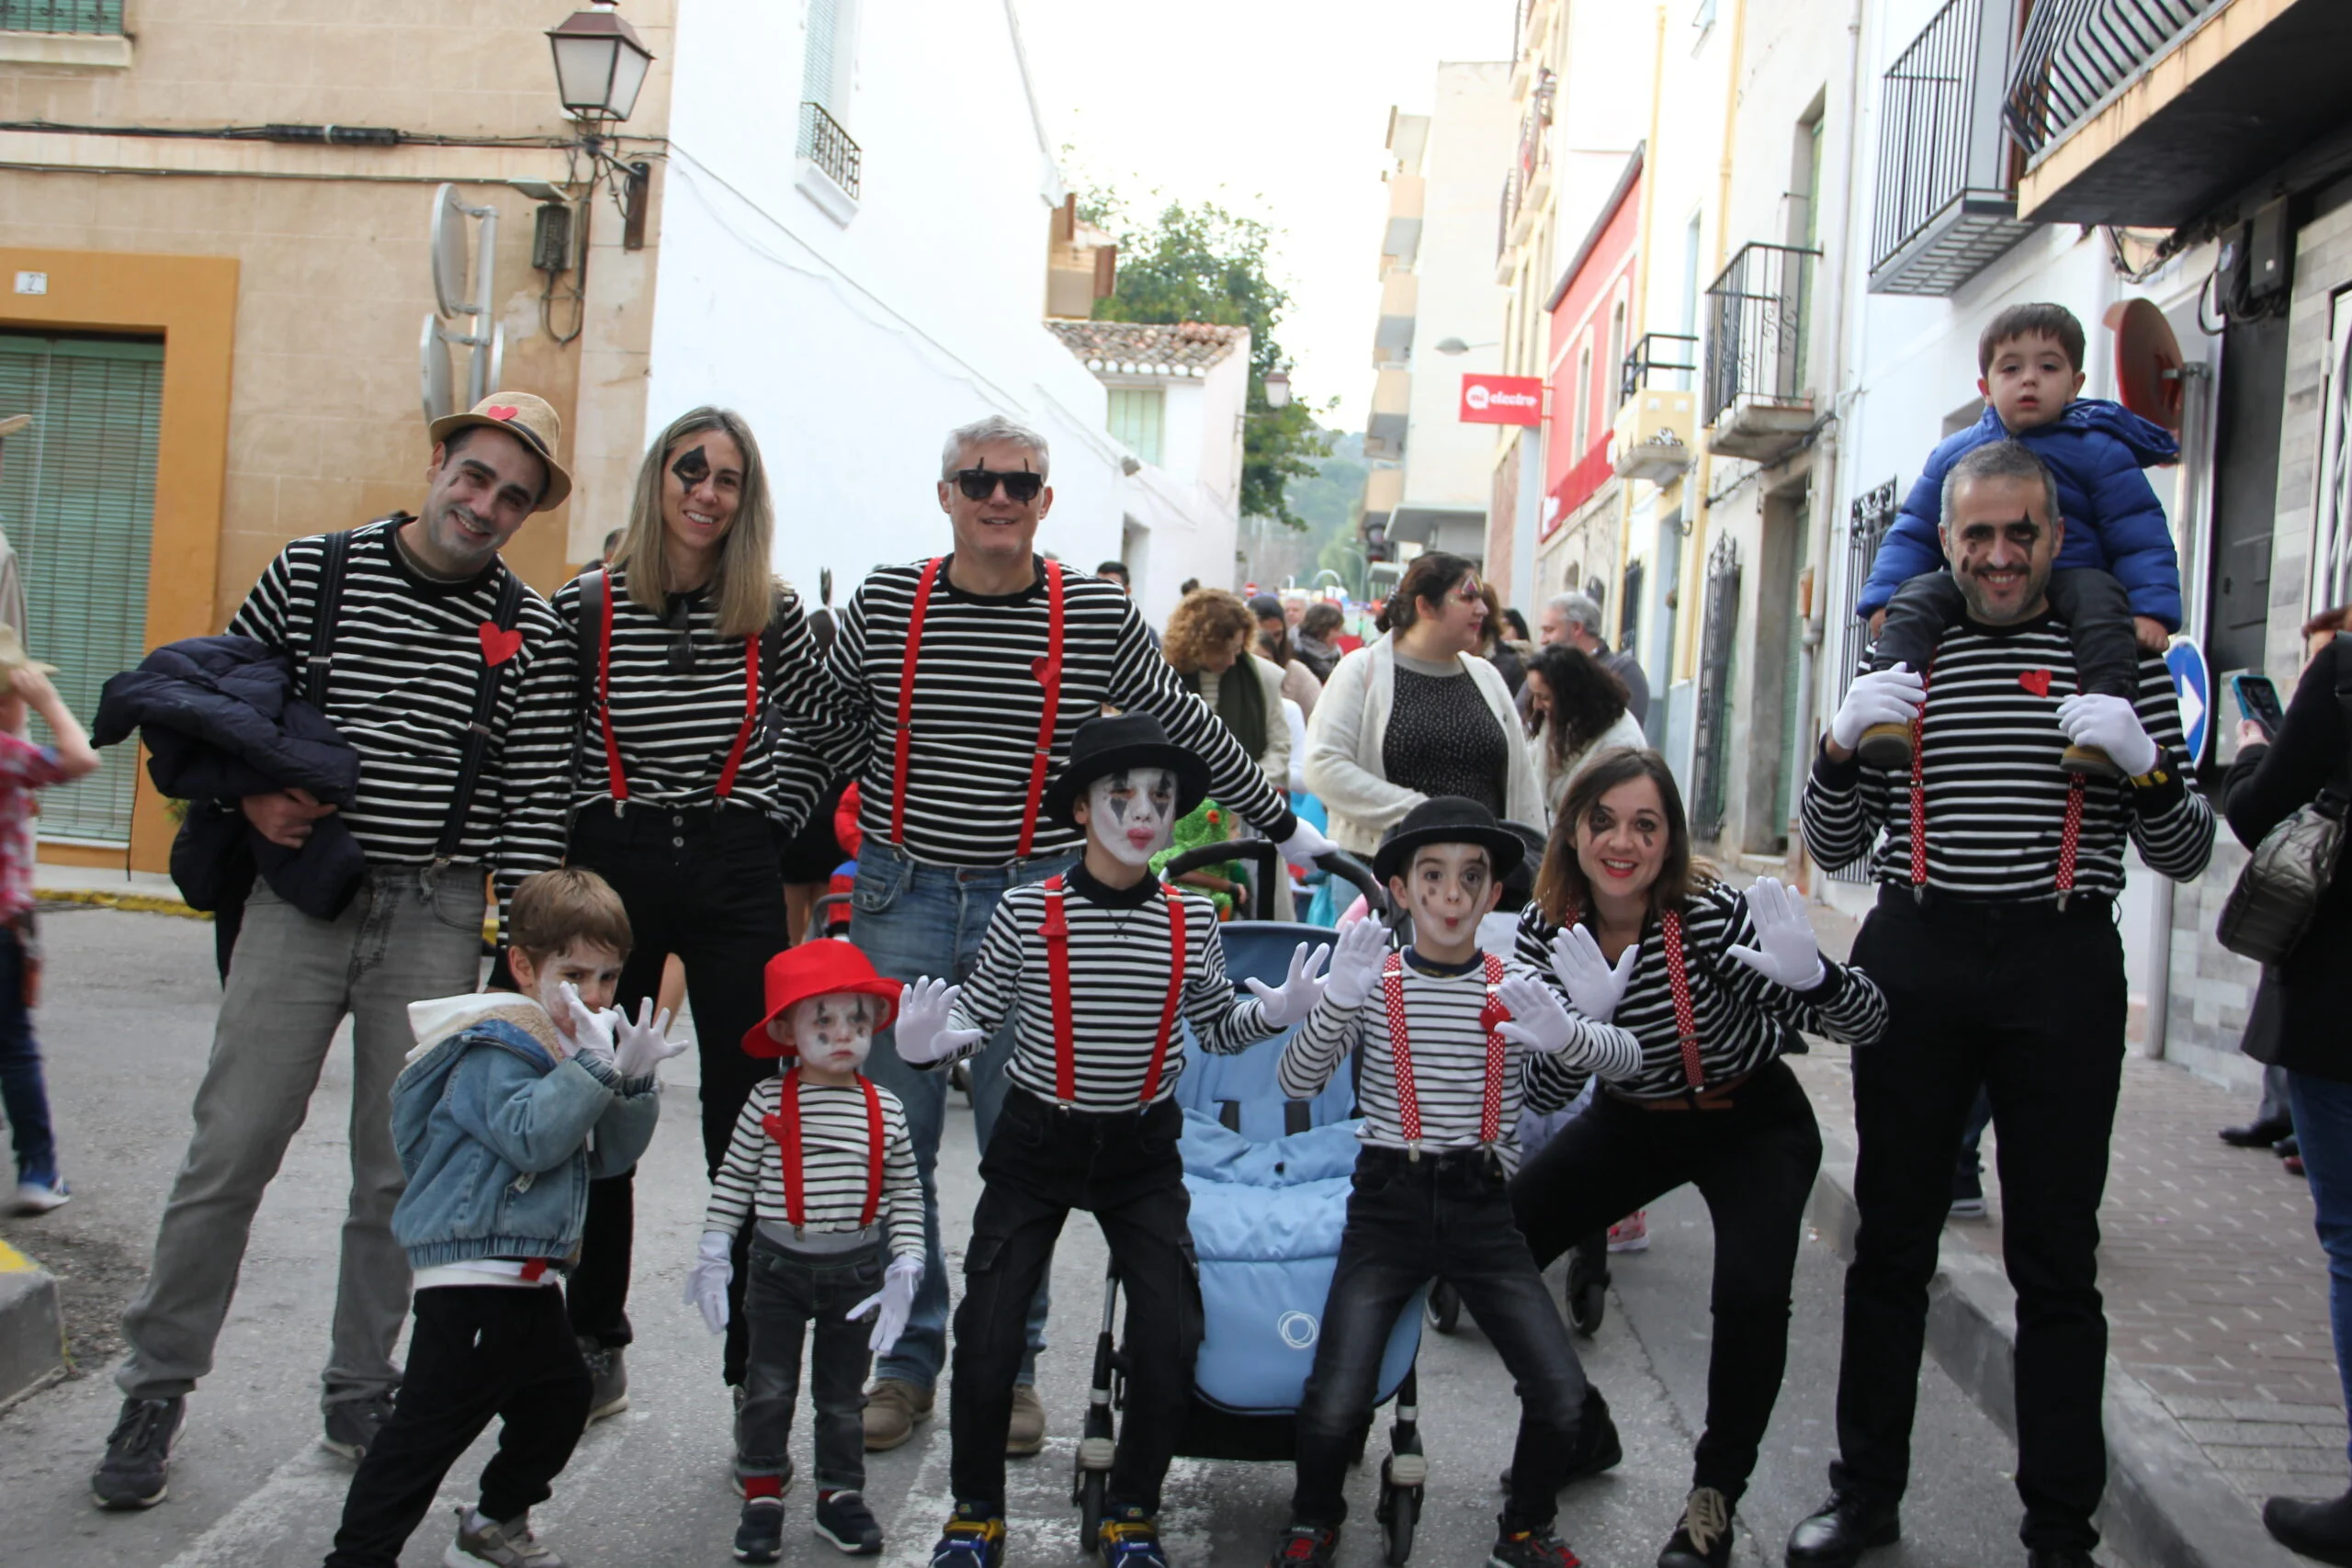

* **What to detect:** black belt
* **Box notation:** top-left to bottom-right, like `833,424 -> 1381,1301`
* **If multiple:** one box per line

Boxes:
1876,883 -> 2113,924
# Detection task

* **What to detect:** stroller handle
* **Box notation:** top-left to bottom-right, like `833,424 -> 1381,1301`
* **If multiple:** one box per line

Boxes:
1159,840 -> 1387,922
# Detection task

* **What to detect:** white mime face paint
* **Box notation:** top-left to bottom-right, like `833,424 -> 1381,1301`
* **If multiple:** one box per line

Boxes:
1087,767 -> 1179,867
789,994 -> 878,1075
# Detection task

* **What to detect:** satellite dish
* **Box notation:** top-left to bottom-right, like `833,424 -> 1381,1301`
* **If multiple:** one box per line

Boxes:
480,321 -> 505,405
430,183 -> 471,320
2106,298 -> 2187,433
419,314 -> 454,424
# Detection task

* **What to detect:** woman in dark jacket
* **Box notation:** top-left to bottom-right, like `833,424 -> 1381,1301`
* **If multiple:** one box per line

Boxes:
2222,605 -> 2352,1562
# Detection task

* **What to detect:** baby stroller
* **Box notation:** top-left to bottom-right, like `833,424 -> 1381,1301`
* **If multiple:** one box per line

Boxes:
1070,841 -> 1434,1564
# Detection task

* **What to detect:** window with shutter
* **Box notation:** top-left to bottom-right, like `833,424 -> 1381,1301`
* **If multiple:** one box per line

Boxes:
0,333 -> 163,845
803,0 -> 845,118
1107,388 -> 1165,468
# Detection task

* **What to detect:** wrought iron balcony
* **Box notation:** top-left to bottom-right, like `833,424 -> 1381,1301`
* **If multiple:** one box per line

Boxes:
2003,0 -> 2217,163
797,101 -> 862,201
1619,332 -> 1698,403
1869,0 -> 2036,296
1702,243 -> 1818,461
0,0 -> 122,29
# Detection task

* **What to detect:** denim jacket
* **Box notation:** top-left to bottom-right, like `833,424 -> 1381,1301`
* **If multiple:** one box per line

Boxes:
389,992 -> 661,1270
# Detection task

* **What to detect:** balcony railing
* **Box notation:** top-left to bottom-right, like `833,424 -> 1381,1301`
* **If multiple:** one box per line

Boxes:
1702,243 -> 1817,432
1621,332 -> 1698,402
1869,0 -> 2036,296
797,101 -> 862,201
2003,0 -> 2218,163
0,0 -> 122,30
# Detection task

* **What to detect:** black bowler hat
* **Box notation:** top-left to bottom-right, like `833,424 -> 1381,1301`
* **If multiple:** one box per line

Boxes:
1040,712 -> 1213,827
1373,796 -> 1528,886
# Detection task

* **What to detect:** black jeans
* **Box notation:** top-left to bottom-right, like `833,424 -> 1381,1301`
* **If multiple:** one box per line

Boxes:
1510,1058 -> 1821,1502
565,801 -> 790,1382
950,1088 -> 1202,1516
1873,567 -> 2138,698
1831,887 -> 2126,1554
1294,1147 -> 1585,1535
323,1286 -> 590,1568
740,1232 -> 883,1492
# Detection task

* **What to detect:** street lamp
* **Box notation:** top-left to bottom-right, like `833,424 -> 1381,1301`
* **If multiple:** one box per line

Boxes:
1434,337 -> 1498,355
547,0 -> 655,123
1262,371 -> 1293,409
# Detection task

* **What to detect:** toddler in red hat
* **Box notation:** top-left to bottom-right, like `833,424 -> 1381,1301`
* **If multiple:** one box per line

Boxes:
689,939 -> 919,1562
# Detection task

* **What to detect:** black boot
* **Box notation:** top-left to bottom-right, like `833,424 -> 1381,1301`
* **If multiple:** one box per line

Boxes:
2220,1116 -> 2292,1148
1499,1385 -> 1623,1492
2266,1491 -> 2352,1567
1784,1492 -> 1898,1567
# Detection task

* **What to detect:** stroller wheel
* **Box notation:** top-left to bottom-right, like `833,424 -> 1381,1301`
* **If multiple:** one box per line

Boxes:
1076,1466 -> 1107,1555
1424,1282 -> 1461,1336
1569,1277 -> 1606,1336
1375,1461 -> 1420,1565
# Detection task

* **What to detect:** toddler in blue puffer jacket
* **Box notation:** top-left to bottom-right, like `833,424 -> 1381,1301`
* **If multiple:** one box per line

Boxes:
1854,301 -> 2181,778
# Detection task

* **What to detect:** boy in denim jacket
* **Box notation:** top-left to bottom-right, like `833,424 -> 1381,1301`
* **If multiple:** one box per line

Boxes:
322,869 -> 679,1568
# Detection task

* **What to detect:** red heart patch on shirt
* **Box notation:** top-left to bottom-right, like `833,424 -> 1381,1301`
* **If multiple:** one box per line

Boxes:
1031,655 -> 1053,684
484,404 -> 519,422
2018,669 -> 2052,697
479,622 -> 523,667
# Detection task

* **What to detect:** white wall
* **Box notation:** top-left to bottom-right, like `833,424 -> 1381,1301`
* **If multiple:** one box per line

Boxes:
647,0 -> 1125,600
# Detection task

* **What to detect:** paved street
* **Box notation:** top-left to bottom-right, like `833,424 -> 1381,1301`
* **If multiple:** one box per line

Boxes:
0,907 -> 2106,1568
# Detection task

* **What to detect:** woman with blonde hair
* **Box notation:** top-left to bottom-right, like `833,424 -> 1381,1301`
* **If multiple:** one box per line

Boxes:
543,405 -> 830,1412
1164,589 -> 1290,790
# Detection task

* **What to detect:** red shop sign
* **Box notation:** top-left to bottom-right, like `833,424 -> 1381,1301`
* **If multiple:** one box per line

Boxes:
1458,374 -> 1544,426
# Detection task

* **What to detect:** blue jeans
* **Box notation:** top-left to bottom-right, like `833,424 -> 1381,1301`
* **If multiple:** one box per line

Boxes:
2290,1071 -> 2352,1473
851,839 -> 1071,1391
0,924 -> 55,1186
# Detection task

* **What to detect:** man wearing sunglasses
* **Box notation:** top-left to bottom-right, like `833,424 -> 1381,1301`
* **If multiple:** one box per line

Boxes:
790,414 -> 1335,1491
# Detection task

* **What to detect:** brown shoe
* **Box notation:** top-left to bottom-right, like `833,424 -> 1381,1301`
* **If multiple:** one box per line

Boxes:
861,1378 -> 933,1451
1006,1382 -> 1047,1457
2060,743 -> 2122,779
1855,720 -> 1914,770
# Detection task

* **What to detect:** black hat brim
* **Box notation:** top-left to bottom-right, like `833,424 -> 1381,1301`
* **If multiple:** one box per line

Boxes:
1042,741 -> 1213,828
1373,821 -> 1527,887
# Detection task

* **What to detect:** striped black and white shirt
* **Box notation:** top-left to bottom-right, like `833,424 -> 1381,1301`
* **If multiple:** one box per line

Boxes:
227,520 -> 573,913
1800,618 -> 2215,897
705,1076 -> 922,1259
796,558 -> 1295,867
946,866 -> 1272,1111
541,565 -> 828,828
1280,948 -> 1603,1169
1512,883 -> 1889,1100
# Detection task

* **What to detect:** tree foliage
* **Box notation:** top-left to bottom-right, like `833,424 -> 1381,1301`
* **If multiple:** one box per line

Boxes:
1080,188 -> 1331,529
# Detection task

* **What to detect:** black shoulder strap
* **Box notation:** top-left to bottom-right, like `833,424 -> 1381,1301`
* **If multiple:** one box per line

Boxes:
576,567 -> 609,728
435,568 -> 528,863
305,528 -> 355,709
2330,633 -> 2352,801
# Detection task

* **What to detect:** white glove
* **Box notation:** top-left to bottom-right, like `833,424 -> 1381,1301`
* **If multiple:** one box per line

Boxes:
1245,941 -> 1333,1029
849,1254 -> 924,1357
1725,876 -> 1826,991
1492,974 -> 1578,1055
1550,925 -> 1640,1024
607,998 -> 686,1080
1277,818 -> 1339,865
2055,693 -> 2160,776
683,1229 -> 732,1335
555,982 -> 617,1073
894,977 -> 983,1066
1829,662 -> 1927,753
1322,917 -> 1390,1011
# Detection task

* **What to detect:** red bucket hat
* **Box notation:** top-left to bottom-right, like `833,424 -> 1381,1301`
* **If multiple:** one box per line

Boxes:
741,941 -> 902,1059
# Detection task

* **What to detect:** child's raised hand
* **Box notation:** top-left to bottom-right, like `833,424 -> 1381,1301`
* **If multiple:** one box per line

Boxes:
556,982 -> 617,1069
1322,917 -> 1390,1011
1244,941 -> 1332,1029
1492,974 -> 1577,1055
606,998 -> 684,1080
8,663 -> 56,707
683,1230 -> 732,1335
894,977 -> 982,1066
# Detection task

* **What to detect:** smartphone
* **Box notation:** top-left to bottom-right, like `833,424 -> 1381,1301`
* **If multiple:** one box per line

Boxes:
2233,672 -> 2286,740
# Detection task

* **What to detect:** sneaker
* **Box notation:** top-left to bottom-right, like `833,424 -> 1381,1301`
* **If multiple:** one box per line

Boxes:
1947,1195 -> 1988,1220
1657,1486 -> 1734,1568
930,1505 -> 1005,1568
733,1496 -> 786,1564
322,1390 -> 398,1461
89,1395 -> 184,1510
865,1377 -> 935,1451
1266,1526 -> 1339,1568
1007,1382 -> 1047,1457
1099,1504 -> 1170,1568
1856,721 -> 1914,771
446,1506 -> 568,1567
15,1176 -> 70,1214
1606,1211 -> 1649,1253
816,1488 -> 885,1555
1487,1525 -> 1585,1568
576,1337 -> 628,1421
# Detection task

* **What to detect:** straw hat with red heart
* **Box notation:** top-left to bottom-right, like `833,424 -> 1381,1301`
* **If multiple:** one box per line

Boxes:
426,391 -> 572,513
741,940 -> 903,1059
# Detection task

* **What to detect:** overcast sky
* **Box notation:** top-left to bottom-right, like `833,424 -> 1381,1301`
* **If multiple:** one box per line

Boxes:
1012,0 -> 1513,434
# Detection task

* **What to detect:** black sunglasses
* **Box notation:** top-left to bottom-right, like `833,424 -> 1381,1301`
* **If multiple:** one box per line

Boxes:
954,468 -> 1044,503
662,595 -> 694,673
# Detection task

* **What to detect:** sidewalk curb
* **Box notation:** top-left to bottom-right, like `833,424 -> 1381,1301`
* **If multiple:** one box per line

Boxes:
0,1236 -> 67,1412
1808,1156 -> 2308,1568
35,887 -> 204,919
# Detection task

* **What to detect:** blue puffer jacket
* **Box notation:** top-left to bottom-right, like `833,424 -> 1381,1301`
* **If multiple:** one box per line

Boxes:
1857,399 -> 2183,627
390,993 -> 662,1271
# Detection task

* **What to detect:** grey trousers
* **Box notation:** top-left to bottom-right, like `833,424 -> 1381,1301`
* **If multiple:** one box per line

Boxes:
116,866 -> 486,1411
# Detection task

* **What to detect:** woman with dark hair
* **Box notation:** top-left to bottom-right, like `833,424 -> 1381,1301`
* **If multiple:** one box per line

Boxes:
1295,602 -> 1347,682
1524,644 -> 1646,814
1509,749 -> 1889,1568
1478,582 -> 1529,696
1249,592 -> 1323,719
1303,552 -> 1543,858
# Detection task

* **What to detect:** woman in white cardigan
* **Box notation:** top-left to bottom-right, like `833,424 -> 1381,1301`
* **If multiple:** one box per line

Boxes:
1303,552 -> 1544,855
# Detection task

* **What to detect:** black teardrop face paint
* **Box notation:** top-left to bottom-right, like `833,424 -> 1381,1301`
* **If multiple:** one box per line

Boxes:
671,445 -> 711,487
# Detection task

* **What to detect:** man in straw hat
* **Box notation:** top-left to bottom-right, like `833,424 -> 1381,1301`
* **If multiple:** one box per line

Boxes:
93,394 -> 582,1513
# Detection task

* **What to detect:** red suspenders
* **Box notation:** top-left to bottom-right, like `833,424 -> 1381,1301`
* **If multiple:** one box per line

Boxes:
1658,911 -> 1705,1090
889,557 -> 1066,855
1377,950 -> 1511,1156
594,579 -> 761,806
1038,875 -> 1187,1108
1903,656 -> 2086,905
763,1069 -> 887,1235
